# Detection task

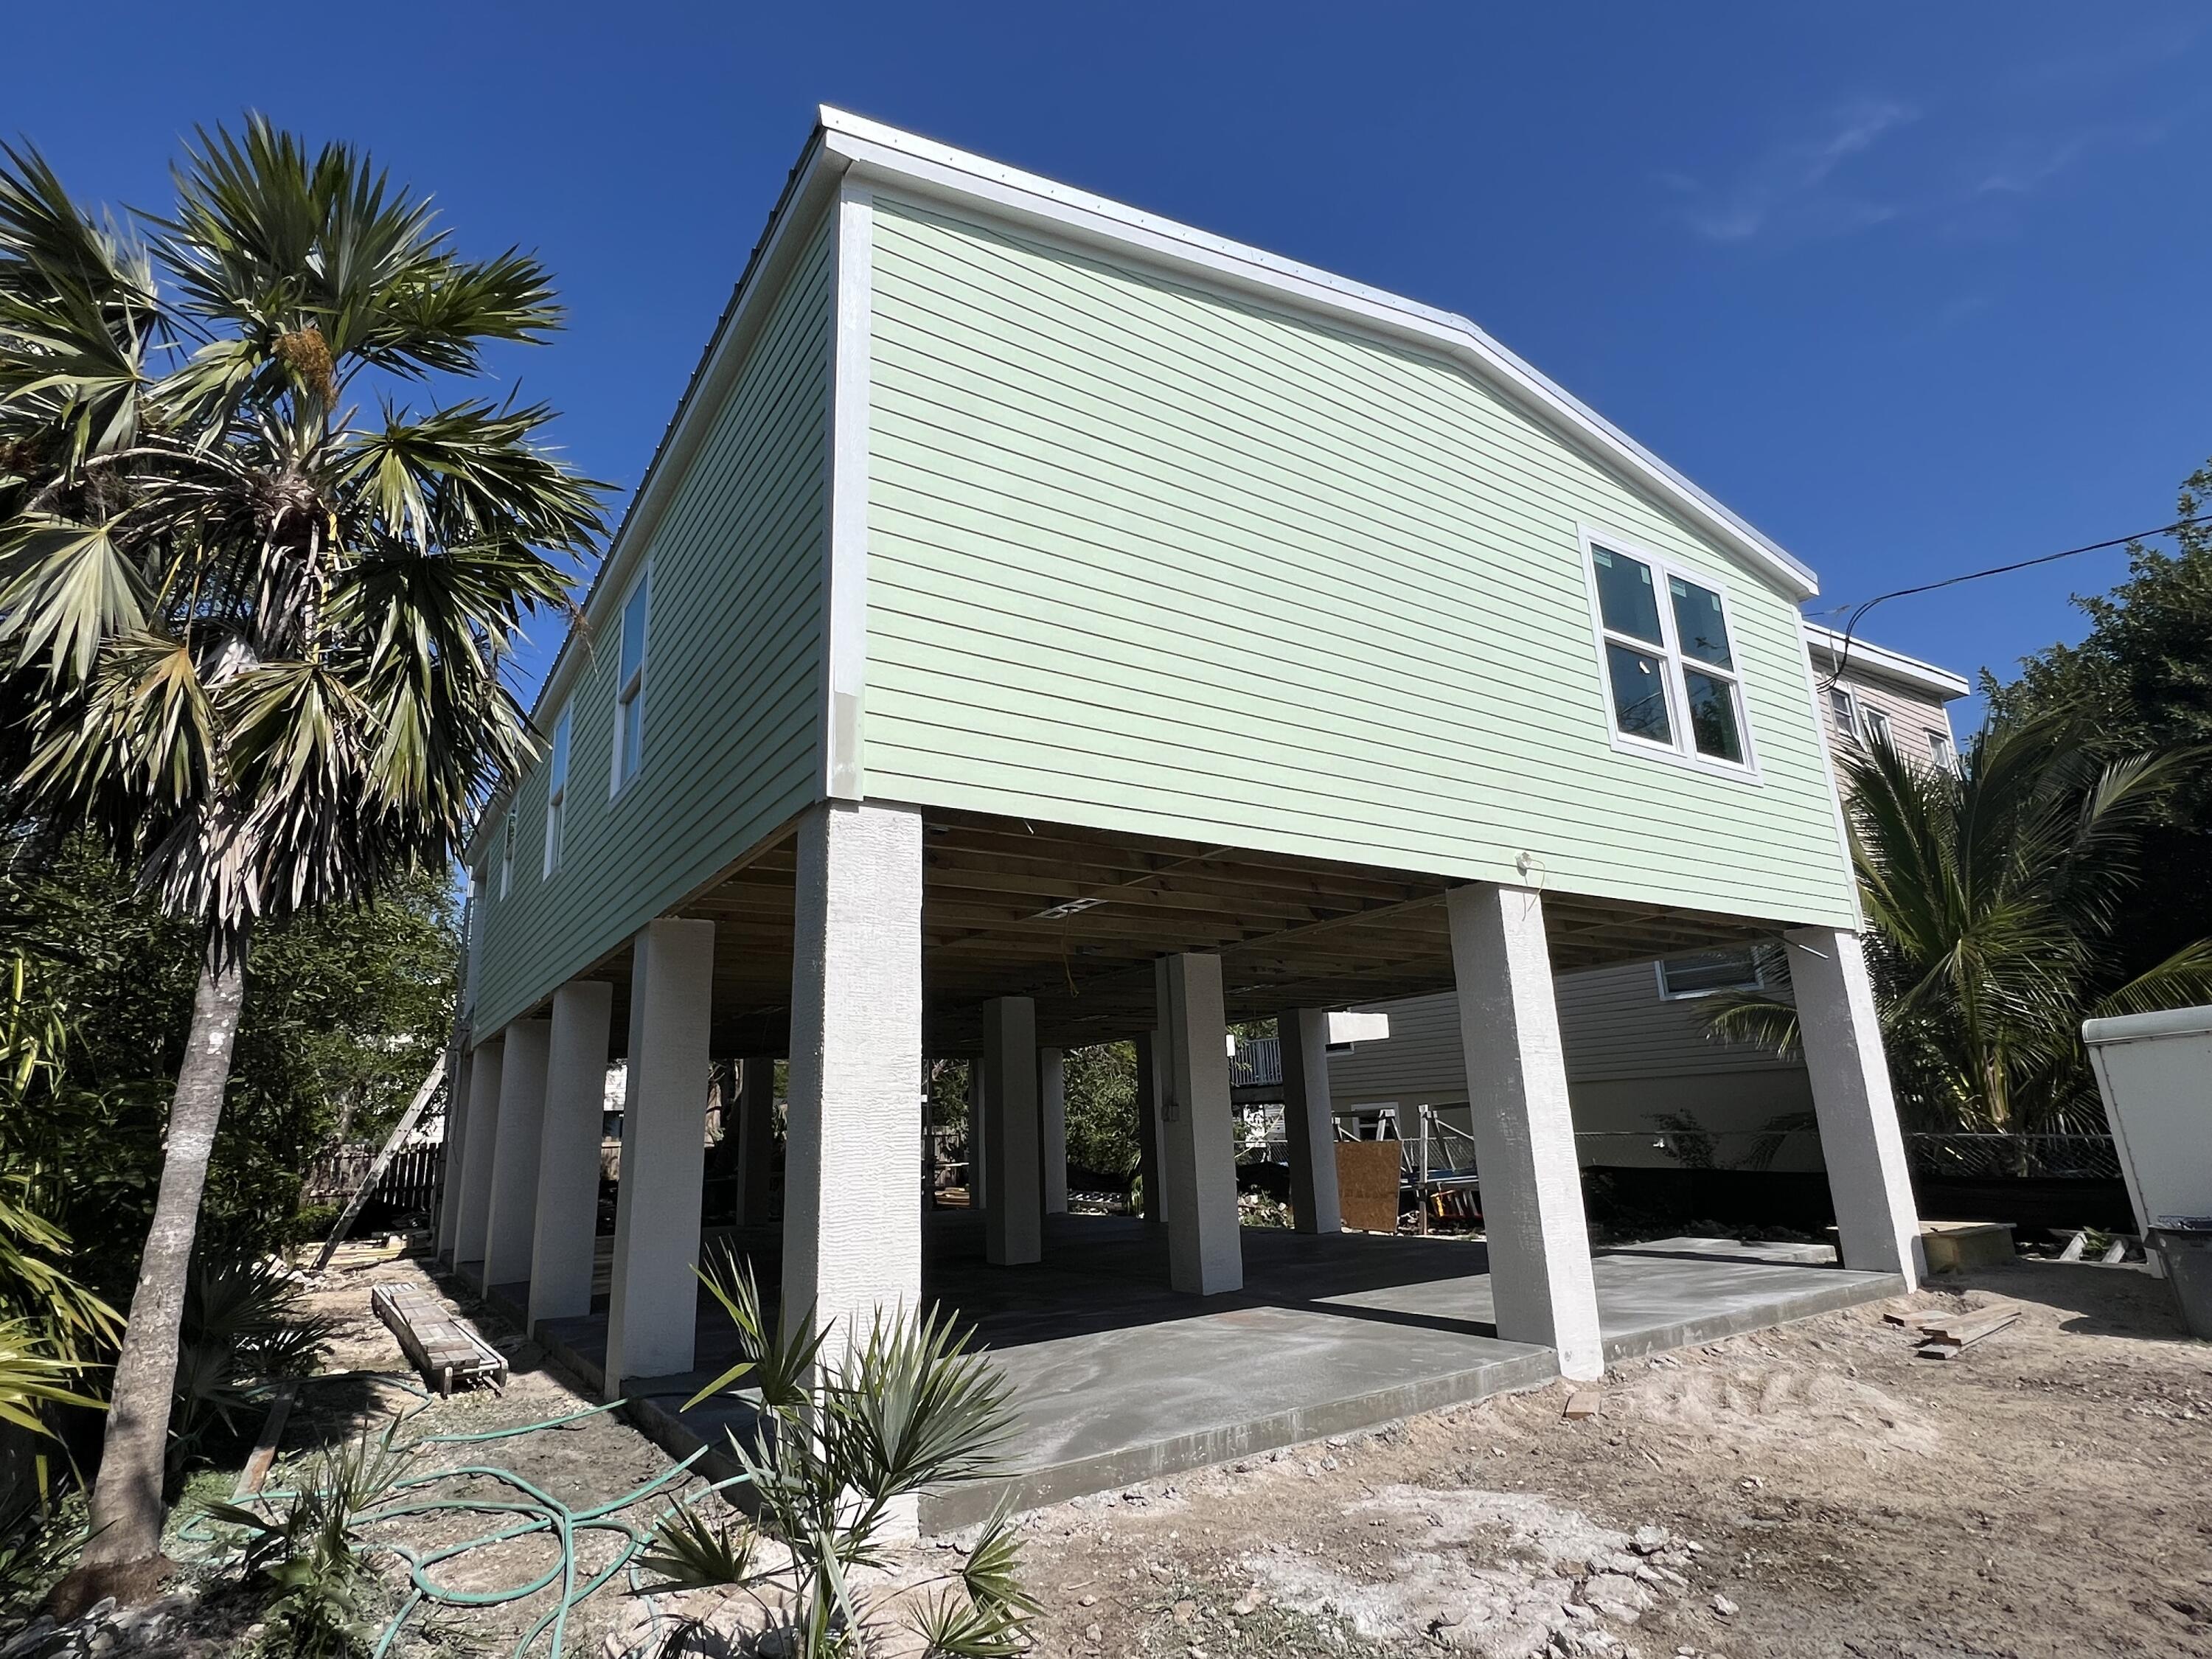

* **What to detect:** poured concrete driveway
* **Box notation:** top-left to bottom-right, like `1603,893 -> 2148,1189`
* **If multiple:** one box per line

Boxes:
477,1215 -> 1901,1531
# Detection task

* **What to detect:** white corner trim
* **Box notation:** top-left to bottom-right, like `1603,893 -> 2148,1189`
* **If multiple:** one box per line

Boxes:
815,104 -> 1818,603
1795,613 -> 1866,931
1573,521 -> 1765,787
824,181 -> 875,802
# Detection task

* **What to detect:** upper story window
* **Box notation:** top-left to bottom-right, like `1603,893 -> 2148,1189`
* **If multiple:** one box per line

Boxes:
1657,945 -> 1764,999
1828,686 -> 1860,745
1860,703 -> 1893,748
612,570 -> 650,793
1585,536 -> 1753,774
499,811 -> 516,900
1926,728 -> 1956,771
543,706 -> 571,877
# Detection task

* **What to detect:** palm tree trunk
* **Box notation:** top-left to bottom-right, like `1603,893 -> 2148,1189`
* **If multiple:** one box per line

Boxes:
69,932 -> 248,1591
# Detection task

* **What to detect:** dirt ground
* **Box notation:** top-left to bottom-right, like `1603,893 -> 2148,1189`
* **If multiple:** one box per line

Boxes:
143,1247 -> 2212,1658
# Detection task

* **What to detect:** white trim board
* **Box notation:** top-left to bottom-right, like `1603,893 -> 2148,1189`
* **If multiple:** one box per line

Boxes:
823,181 -> 876,801
1802,623 -> 1971,701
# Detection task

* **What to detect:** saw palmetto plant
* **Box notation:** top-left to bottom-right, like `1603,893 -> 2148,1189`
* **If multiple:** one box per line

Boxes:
1705,713 -> 2212,1135
0,119 -> 603,1589
641,1252 -> 1034,1658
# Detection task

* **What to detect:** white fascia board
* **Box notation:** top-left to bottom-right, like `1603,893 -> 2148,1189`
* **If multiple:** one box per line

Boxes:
466,135 -> 843,863
815,105 -> 1819,602
1802,622 -> 1971,701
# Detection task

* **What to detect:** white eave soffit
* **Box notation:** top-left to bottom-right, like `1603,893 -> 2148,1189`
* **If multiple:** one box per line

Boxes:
816,105 -> 1820,603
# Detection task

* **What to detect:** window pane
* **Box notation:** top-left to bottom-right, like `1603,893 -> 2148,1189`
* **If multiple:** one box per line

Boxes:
1927,729 -> 1955,769
1668,576 -> 1733,668
1861,706 -> 1892,747
1592,546 -> 1663,644
1604,641 -> 1672,742
1660,947 -> 1762,997
619,576 -> 650,682
1683,669 -> 1743,762
549,708 -> 571,791
620,694 -> 644,781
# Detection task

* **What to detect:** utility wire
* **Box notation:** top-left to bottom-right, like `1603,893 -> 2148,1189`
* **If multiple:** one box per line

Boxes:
1815,517 -> 2199,690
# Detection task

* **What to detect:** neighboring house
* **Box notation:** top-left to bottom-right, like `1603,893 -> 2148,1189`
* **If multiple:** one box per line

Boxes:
442,108 -> 1926,1411
1326,625 -> 1969,1173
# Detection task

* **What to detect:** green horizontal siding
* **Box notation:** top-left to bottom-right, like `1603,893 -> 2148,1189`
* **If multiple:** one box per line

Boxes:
472,219 -> 832,1035
860,198 -> 1856,927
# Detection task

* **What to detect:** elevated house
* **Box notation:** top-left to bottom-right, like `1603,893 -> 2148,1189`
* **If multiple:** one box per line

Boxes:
439,108 -> 1925,1518
1321,627 -> 1968,1192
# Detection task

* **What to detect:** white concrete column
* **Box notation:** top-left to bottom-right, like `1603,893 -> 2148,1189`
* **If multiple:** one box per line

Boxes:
1134,1029 -> 1163,1223
783,801 -> 925,1353
530,981 -> 613,1328
981,997 -> 1042,1266
1786,925 -> 1925,1287
1447,882 -> 1604,1380
1039,1048 -> 1068,1216
436,1051 -> 473,1260
483,1018 -> 551,1290
605,917 -> 716,1392
453,1034 -> 506,1273
734,1056 -> 776,1227
1279,1008 -> 1343,1234
1155,954 -> 1242,1295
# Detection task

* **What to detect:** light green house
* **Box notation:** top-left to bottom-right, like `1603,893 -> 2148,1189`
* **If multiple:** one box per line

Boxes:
441,109 -> 1922,1459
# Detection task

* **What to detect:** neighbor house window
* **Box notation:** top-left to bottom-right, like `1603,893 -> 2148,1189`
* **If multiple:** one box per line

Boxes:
1828,686 -> 1860,744
1586,539 -> 1751,770
1927,728 -> 1956,771
611,571 -> 650,793
1657,946 -> 1764,999
543,705 -> 571,877
1860,704 -> 1893,749
499,811 -> 516,900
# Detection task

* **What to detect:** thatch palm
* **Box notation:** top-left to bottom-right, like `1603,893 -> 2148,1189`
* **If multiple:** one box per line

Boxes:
1709,715 -> 2212,1133
0,120 -> 602,1589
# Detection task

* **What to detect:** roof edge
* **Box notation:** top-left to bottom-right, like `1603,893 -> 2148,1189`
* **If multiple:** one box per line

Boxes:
1802,622 -> 1971,700
818,104 -> 1819,600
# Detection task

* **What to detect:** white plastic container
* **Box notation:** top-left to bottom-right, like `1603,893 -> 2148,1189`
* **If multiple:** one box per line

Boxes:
2085,1004 -> 2212,1331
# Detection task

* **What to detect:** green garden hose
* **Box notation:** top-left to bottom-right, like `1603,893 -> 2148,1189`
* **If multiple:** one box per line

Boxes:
196,1395 -> 747,1659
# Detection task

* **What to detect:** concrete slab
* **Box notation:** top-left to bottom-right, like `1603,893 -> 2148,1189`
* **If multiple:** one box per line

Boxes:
468,1214 -> 1902,1534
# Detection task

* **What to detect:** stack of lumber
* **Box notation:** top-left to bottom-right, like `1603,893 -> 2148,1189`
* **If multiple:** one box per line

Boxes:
1883,1299 -> 2023,1358
371,1283 -> 508,1396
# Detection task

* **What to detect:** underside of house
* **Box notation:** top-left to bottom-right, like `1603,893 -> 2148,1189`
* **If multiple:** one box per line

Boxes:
437,108 -> 1928,1524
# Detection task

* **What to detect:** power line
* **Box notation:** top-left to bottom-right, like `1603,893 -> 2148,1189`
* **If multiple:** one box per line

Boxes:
1815,517 -> 2199,690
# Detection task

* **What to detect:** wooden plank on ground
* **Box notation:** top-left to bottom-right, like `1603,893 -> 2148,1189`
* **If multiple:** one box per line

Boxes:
232,1378 -> 301,1500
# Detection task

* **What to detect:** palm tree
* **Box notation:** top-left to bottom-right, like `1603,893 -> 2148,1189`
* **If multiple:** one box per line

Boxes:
1708,714 -> 2212,1134
0,119 -> 602,1594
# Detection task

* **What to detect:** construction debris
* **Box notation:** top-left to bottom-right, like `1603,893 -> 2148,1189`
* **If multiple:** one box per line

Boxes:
372,1281 -> 508,1395
1563,1390 -> 1604,1421
232,1378 -> 300,1500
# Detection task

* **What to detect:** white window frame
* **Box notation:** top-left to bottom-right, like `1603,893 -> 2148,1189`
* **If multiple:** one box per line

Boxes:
1859,703 -> 1893,749
499,811 -> 516,900
1827,684 -> 1862,746
609,565 -> 652,798
543,704 -> 571,878
1576,525 -> 1761,782
1926,728 -> 1956,772
1655,945 -> 1767,1000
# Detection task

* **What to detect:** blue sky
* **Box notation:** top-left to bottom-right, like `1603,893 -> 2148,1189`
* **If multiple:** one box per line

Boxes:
10,4 -> 2208,722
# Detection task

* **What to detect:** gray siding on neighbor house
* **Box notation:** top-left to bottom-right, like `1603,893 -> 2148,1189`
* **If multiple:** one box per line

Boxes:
470,218 -> 835,1037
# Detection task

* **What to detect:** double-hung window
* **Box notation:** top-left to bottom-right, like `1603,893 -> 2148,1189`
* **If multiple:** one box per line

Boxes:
611,571 -> 650,793
1926,728 -> 1956,771
1827,686 -> 1860,745
543,706 -> 571,877
1858,703 -> 1893,749
1585,536 -> 1753,773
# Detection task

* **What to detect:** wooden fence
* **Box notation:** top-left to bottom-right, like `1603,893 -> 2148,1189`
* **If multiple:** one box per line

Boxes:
302,1144 -> 445,1219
